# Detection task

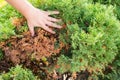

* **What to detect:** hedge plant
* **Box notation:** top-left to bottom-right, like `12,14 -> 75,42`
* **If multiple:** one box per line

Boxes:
0,4 -> 22,41
0,65 -> 39,80
36,0 -> 120,78
92,0 -> 120,20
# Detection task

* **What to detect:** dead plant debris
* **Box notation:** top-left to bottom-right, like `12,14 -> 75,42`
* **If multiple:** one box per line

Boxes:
0,28 -> 65,65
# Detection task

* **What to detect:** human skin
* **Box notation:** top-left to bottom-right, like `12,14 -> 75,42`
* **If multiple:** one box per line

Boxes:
6,0 -> 62,36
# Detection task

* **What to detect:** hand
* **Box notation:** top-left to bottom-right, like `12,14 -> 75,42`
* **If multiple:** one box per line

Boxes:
25,8 -> 62,36
6,0 -> 62,36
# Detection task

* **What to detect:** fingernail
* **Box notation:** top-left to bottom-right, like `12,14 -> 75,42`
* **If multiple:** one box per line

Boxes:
32,33 -> 34,37
59,26 -> 62,28
58,19 -> 62,22
53,31 -> 55,34
55,11 -> 59,14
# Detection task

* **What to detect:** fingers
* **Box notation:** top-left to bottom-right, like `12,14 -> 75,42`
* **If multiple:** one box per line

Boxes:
42,25 -> 55,34
27,10 -> 62,36
28,23 -> 55,36
47,11 -> 59,15
47,17 -> 61,22
46,21 -> 62,29
28,24 -> 35,36
46,11 -> 61,22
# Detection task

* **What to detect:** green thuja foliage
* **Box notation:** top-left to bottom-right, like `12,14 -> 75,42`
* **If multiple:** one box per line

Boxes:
38,0 -> 89,23
0,0 -> 41,41
90,0 -> 120,79
28,0 -> 41,7
0,5 -> 22,41
92,0 -> 120,20
0,65 -> 39,80
99,50 -> 120,80
57,2 -> 120,78
37,0 -> 120,78
101,67 -> 120,80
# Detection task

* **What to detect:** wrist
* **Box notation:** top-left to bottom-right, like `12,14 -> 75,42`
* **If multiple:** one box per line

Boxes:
6,0 -> 36,19
23,7 -> 36,19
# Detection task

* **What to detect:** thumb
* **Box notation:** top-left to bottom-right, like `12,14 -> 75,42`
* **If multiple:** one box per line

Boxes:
28,25 -> 35,36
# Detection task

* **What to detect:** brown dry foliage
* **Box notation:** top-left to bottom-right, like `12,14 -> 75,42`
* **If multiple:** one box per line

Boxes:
11,17 -> 26,27
0,28 -> 65,65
